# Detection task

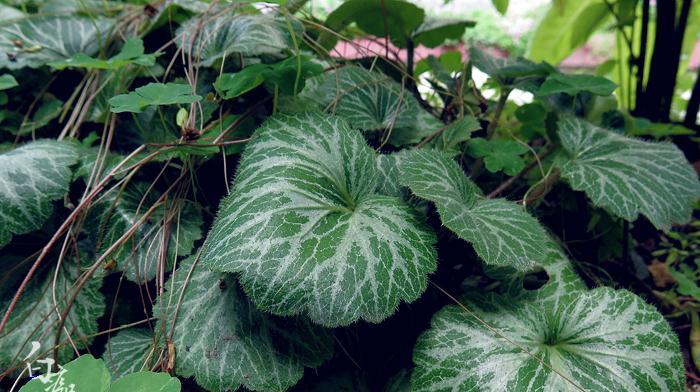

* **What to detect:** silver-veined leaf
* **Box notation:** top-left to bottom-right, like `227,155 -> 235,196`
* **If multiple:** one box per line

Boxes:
556,117 -> 700,230
0,16 -> 114,69
94,183 -> 203,284
411,286 -> 684,391
103,329 -> 157,380
200,112 -> 437,326
0,140 -> 78,248
303,65 -> 442,146
399,149 -> 549,271
177,12 -> 301,66
0,259 -> 105,370
154,257 -> 334,392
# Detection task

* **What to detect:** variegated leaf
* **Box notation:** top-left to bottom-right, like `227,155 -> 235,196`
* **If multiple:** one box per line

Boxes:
201,112 -> 437,326
304,65 -> 442,146
154,257 -> 334,392
0,259 -> 105,370
399,149 -> 548,271
557,117 -> 700,231
177,12 -> 301,66
0,16 -> 114,69
103,328 -> 156,380
94,183 -> 203,284
412,286 -> 684,391
0,140 -> 78,249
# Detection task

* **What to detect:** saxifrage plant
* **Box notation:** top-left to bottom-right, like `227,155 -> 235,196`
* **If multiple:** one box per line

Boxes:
0,0 -> 698,391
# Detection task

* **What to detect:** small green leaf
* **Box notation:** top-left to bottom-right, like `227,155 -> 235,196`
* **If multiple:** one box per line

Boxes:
154,257 -> 334,391
0,140 -> 78,248
399,149 -> 549,271
20,355 -> 111,392
427,116 -> 481,154
109,372 -> 181,392
557,117 -> 700,230
412,286 -> 685,391
214,64 -> 268,99
15,96 -> 63,135
109,83 -> 201,113
0,74 -> 18,90
200,112 -> 437,326
537,72 -> 617,96
491,0 -> 509,15
470,47 -> 552,91
467,138 -> 528,175
49,38 -> 158,70
412,18 -> 475,48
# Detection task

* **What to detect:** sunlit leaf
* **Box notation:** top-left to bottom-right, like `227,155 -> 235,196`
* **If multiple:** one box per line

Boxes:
0,74 -> 18,90
537,72 -> 617,96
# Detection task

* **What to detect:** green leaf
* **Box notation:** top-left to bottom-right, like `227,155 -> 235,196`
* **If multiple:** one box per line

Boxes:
109,83 -> 201,113
537,72 -> 617,96
103,329 -> 157,380
303,65 -> 442,145
214,63 -> 268,99
200,112 -> 437,326
323,0 -> 425,48
215,56 -> 323,99
20,354 -> 111,392
398,149 -> 549,271
94,182 -> 203,284
177,12 -> 301,66
469,47 -> 552,91
154,257 -> 334,391
556,117 -> 700,230
669,265 -> 700,301
0,16 -> 114,69
427,116 -> 481,154
411,286 -> 684,391
49,38 -> 158,70
0,259 -> 105,370
412,18 -> 475,48
527,0 -> 609,65
491,0 -> 509,15
14,96 -> 63,135
0,74 -> 18,90
0,140 -> 78,248
467,138 -> 528,175
109,372 -> 181,392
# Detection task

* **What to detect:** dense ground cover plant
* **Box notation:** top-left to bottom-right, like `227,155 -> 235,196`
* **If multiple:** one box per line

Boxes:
0,0 -> 699,391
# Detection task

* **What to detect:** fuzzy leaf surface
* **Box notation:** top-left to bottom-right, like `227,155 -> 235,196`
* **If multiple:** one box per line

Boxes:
0,260 -> 105,369
154,258 -> 334,392
0,16 -> 113,69
177,13 -> 301,66
103,329 -> 156,380
412,286 -> 684,391
557,117 -> 700,230
0,140 -> 78,248
399,149 -> 548,270
201,112 -> 437,326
